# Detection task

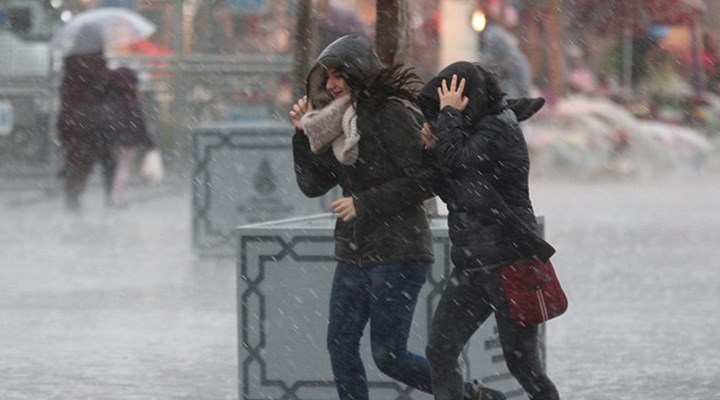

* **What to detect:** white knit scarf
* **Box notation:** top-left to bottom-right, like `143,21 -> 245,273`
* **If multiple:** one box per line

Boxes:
300,95 -> 359,165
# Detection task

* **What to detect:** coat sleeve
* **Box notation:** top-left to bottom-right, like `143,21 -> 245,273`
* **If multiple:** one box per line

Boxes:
354,101 -> 437,217
292,128 -> 340,197
434,107 -> 506,174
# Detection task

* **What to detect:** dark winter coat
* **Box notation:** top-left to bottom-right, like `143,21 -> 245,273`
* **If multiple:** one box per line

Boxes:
293,35 -> 435,267
57,52 -> 112,145
107,67 -> 152,148
418,61 -> 554,269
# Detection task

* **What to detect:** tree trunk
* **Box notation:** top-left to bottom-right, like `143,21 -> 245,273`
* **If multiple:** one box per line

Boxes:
546,0 -> 565,99
376,0 -> 411,66
292,0 -> 316,99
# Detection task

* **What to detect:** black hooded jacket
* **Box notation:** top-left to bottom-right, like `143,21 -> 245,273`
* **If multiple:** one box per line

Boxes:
418,61 -> 554,268
293,35 -> 435,267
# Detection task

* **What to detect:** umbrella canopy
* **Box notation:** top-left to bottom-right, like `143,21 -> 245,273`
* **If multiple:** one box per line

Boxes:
51,7 -> 156,56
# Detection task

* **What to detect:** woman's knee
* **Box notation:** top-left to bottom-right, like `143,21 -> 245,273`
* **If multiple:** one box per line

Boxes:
371,345 -> 400,374
504,348 -> 542,383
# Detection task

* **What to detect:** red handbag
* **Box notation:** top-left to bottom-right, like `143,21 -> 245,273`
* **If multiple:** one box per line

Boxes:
500,258 -> 568,327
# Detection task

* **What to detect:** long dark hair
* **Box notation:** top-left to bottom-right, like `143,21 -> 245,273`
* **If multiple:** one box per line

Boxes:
350,64 -> 423,107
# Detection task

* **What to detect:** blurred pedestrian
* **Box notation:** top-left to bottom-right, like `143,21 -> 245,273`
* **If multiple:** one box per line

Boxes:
289,34 -> 442,400
479,4 -> 532,98
57,26 -> 115,211
107,67 -> 153,208
418,61 -> 560,400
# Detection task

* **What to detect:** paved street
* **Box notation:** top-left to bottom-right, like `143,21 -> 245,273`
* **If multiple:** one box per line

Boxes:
1,171 -> 719,400
531,174 -> 720,400
1,180 -> 238,400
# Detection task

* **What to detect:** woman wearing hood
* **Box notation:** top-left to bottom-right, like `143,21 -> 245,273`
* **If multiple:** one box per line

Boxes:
418,62 -> 560,400
289,34 -> 438,400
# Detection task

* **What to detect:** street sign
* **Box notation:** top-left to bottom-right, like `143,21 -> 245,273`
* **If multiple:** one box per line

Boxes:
0,100 -> 13,136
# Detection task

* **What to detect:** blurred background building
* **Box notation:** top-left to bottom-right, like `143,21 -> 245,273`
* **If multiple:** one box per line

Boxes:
1,0 -> 719,187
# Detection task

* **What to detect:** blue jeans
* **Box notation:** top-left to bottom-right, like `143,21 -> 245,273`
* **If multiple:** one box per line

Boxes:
327,261 -> 432,400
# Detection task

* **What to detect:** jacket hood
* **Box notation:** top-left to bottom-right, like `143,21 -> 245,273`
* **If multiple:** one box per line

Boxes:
306,34 -> 381,109
419,61 -> 511,126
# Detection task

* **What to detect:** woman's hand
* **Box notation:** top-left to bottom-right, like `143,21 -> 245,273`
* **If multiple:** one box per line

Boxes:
331,197 -> 357,222
421,122 -> 436,150
438,74 -> 469,112
289,95 -> 312,130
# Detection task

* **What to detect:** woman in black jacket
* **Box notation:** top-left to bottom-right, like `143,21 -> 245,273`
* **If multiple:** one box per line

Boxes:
289,34 -> 437,400
57,26 -> 114,210
418,61 -> 560,400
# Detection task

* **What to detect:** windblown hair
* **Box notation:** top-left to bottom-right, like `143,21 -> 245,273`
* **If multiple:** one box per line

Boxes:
350,64 -> 423,107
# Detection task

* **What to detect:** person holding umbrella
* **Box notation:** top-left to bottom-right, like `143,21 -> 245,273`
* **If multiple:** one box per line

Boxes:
56,25 -> 115,210
53,8 -> 157,210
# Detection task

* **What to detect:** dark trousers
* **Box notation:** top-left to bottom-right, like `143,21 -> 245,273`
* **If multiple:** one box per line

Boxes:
426,266 -> 560,400
327,261 -> 432,400
62,132 -> 116,205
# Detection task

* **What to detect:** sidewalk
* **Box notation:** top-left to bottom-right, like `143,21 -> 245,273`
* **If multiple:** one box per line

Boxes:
0,180 -> 238,400
2,174 -> 720,399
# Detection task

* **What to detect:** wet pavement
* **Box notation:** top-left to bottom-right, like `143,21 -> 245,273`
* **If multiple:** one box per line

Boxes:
1,180 -> 237,400
1,172 -> 719,400
532,175 -> 720,400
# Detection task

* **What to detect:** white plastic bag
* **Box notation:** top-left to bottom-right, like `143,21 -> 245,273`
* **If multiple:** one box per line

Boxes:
140,148 -> 164,184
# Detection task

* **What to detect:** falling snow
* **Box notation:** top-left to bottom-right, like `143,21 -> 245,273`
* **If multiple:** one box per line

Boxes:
1,171 -> 719,399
